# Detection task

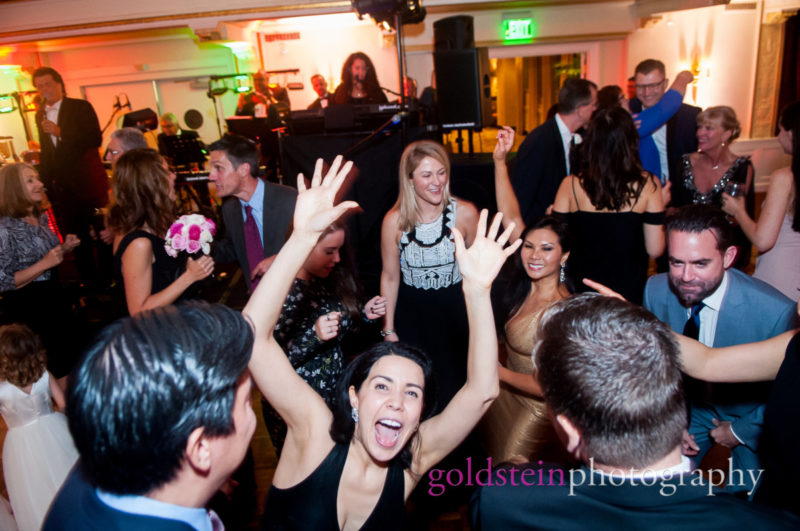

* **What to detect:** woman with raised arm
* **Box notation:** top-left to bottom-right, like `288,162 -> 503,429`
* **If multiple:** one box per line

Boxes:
380,140 -> 479,406
260,218 -> 386,455
244,156 -> 519,530
722,101 -> 800,300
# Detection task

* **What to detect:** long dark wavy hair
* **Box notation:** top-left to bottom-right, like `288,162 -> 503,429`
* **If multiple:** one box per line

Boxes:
578,106 -> 649,211
107,148 -> 174,237
330,342 -> 437,471
333,52 -> 383,104
779,101 -> 800,232
492,216 -> 572,340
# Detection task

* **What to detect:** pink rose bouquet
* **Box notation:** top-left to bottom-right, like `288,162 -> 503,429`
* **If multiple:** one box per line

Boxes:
165,214 -> 216,257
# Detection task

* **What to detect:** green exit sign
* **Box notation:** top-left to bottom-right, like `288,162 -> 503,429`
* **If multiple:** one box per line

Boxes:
503,18 -> 534,40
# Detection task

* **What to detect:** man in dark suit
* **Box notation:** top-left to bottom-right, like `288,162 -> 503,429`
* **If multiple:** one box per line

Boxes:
208,134 -> 296,292
307,74 -> 331,110
33,66 -> 108,287
44,302 -> 256,529
643,205 -> 796,494
511,77 -> 597,225
471,294 -> 798,530
629,59 -> 701,202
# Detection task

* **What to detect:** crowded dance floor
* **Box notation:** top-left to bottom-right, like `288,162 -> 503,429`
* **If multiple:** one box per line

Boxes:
0,0 -> 799,529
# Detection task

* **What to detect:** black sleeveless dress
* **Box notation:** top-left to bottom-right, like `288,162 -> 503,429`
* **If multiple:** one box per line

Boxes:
113,230 -> 189,310
556,179 -> 665,304
262,443 -> 406,530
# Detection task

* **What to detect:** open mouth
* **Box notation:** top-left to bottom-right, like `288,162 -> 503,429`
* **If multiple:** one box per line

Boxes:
375,419 -> 402,448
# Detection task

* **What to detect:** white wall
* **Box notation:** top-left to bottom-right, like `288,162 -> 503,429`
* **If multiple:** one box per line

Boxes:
627,4 -> 761,136
256,14 -> 401,109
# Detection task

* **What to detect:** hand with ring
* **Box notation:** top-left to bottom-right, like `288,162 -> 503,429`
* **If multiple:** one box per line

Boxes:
315,311 -> 342,341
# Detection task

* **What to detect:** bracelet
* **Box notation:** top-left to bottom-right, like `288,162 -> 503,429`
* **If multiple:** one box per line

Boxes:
380,329 -> 396,337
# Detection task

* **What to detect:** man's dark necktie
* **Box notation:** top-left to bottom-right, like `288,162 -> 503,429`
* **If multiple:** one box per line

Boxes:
243,204 -> 263,291
682,303 -> 704,340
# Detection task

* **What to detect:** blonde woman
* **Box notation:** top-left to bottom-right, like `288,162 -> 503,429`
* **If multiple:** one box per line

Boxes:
380,140 -> 478,406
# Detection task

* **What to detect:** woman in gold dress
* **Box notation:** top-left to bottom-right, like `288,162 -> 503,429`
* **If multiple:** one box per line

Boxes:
480,127 -> 572,464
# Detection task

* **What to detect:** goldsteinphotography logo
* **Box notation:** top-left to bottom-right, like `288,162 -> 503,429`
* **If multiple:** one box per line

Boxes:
427,457 -> 763,497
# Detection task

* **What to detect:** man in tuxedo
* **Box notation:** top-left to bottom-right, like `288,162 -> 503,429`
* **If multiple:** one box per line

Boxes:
511,77 -> 597,225
629,59 -> 700,199
33,66 -> 108,287
643,205 -> 796,493
44,302 -> 255,529
471,294 -> 798,530
208,134 -> 296,291
307,74 -> 331,110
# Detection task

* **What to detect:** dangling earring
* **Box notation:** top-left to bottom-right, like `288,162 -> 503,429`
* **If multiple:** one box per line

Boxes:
559,263 -> 566,283
351,407 -> 359,423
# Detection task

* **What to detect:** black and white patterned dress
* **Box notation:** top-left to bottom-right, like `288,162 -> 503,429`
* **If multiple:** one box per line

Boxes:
395,198 -> 468,409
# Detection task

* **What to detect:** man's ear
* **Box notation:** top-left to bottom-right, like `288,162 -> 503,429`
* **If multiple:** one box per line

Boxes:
722,245 -> 737,269
238,162 -> 251,178
185,427 -> 211,475
555,414 -> 583,457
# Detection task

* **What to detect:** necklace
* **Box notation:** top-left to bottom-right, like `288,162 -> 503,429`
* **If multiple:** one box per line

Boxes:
699,149 -> 724,170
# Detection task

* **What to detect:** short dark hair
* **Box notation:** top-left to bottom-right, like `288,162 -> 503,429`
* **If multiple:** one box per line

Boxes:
207,134 -> 260,178
111,127 -> 148,152
330,342 -> 436,469
665,204 -> 734,253
534,293 -> 685,469
557,77 -> 596,114
67,302 -> 254,495
32,66 -> 64,90
634,59 -> 666,78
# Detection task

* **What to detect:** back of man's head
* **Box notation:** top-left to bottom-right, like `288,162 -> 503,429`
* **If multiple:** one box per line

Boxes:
634,59 -> 666,78
666,204 -> 734,253
534,293 -> 685,469
111,127 -> 148,152
207,134 -> 260,178
557,77 -> 596,115
67,301 -> 254,496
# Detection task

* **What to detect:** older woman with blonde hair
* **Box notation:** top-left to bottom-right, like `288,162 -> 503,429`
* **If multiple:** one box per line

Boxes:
0,163 -> 81,377
380,140 -> 478,407
108,148 -> 214,315
674,105 -> 754,268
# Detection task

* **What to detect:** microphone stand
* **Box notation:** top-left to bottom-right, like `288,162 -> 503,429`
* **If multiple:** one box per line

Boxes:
101,104 -> 124,134
342,113 -> 403,158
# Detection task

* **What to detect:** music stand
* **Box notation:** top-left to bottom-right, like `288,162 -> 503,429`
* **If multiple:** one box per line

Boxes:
160,135 -> 207,168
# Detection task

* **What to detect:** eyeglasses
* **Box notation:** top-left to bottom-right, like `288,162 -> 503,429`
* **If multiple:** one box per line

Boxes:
635,79 -> 666,92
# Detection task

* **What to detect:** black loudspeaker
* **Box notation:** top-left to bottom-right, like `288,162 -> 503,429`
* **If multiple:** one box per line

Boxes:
433,15 -> 474,50
433,47 -> 494,130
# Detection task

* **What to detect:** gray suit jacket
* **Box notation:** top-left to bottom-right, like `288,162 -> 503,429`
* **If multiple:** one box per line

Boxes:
215,180 -> 297,291
643,268 -> 797,447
